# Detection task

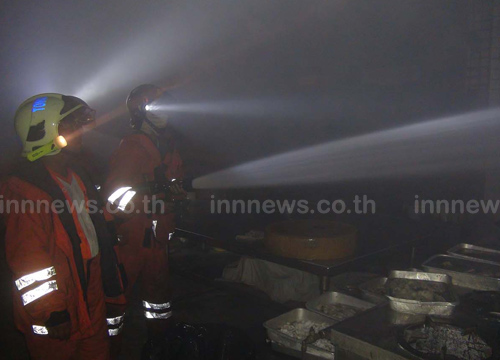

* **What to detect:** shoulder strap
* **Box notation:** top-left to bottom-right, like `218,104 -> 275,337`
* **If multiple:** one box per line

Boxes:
71,163 -> 123,297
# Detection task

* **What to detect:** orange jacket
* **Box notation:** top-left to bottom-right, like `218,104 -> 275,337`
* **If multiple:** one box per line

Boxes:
104,132 -> 183,247
1,161 -> 124,339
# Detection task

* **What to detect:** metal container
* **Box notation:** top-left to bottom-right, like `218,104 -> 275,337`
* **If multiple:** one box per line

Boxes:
269,341 -> 332,360
447,243 -> 500,265
385,270 -> 459,316
306,292 -> 375,322
263,308 -> 336,359
358,277 -> 388,304
422,254 -> 500,291
388,310 -> 426,326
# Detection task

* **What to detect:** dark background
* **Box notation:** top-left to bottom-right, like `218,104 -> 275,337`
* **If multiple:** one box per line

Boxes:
0,2 -> 497,358
0,1 -> 492,214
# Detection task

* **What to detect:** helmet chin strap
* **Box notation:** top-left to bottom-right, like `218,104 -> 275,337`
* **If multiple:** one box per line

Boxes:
139,117 -> 165,143
143,116 -> 166,135
59,146 -> 81,157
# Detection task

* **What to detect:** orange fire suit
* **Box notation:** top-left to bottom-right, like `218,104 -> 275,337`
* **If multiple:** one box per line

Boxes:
1,161 -> 125,360
104,132 -> 182,324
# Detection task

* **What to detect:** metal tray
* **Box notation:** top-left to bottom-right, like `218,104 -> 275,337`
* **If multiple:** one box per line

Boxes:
306,292 -> 375,322
422,254 -> 500,291
388,310 -> 426,326
263,308 -> 336,359
385,270 -> 459,316
358,277 -> 388,304
447,243 -> 500,265
269,341 -> 331,360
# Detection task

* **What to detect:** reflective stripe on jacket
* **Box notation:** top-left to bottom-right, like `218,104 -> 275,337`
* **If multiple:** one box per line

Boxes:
1,160 -> 124,338
104,132 -> 183,246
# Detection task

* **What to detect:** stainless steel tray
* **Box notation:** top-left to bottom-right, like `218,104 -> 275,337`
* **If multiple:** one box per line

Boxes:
388,310 -> 426,326
358,277 -> 388,305
422,254 -> 500,291
306,292 -> 375,322
270,341 -> 331,360
385,270 -> 459,316
447,243 -> 500,265
263,308 -> 336,359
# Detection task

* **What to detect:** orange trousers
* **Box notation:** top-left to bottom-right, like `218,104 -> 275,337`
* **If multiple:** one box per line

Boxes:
118,244 -> 170,303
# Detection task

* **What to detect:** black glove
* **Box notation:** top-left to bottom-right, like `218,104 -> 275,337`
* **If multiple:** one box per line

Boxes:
46,310 -> 71,340
141,338 -> 169,360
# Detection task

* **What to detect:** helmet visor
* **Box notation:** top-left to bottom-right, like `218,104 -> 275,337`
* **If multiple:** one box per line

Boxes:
61,104 -> 97,132
60,104 -> 96,125
72,105 -> 96,125
58,104 -> 97,144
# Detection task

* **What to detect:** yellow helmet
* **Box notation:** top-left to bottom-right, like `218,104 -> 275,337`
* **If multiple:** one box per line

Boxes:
14,93 -> 95,158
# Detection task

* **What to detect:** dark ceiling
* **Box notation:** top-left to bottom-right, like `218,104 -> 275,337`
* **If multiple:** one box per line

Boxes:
0,0 -> 472,177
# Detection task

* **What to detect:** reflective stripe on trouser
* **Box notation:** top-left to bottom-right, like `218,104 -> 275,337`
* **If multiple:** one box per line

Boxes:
107,313 -> 125,336
108,322 -> 124,336
142,301 -> 172,319
144,310 -> 172,319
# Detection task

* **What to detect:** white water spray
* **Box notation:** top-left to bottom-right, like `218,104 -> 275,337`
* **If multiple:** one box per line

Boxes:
192,109 -> 500,189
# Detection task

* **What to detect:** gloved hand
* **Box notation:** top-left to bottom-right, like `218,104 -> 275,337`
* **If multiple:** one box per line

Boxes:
141,338 -> 168,360
48,322 -> 71,340
169,182 -> 186,197
46,310 -> 71,340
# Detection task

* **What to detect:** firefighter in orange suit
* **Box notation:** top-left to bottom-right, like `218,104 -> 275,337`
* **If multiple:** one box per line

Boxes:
1,94 -> 125,360
104,84 -> 184,354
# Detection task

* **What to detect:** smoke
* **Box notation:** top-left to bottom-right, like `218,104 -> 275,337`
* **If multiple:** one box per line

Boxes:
193,109 -> 500,189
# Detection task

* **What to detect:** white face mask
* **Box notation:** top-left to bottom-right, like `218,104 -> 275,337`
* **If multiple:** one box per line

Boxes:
145,111 -> 168,129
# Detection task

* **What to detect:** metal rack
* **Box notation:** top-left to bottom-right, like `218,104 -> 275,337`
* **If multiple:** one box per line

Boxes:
175,214 -> 440,293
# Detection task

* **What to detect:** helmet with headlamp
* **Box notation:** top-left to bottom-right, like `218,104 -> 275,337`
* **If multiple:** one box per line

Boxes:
14,93 -> 96,161
126,84 -> 173,133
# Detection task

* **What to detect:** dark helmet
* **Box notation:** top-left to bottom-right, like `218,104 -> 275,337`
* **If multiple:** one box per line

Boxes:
126,84 -> 164,130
